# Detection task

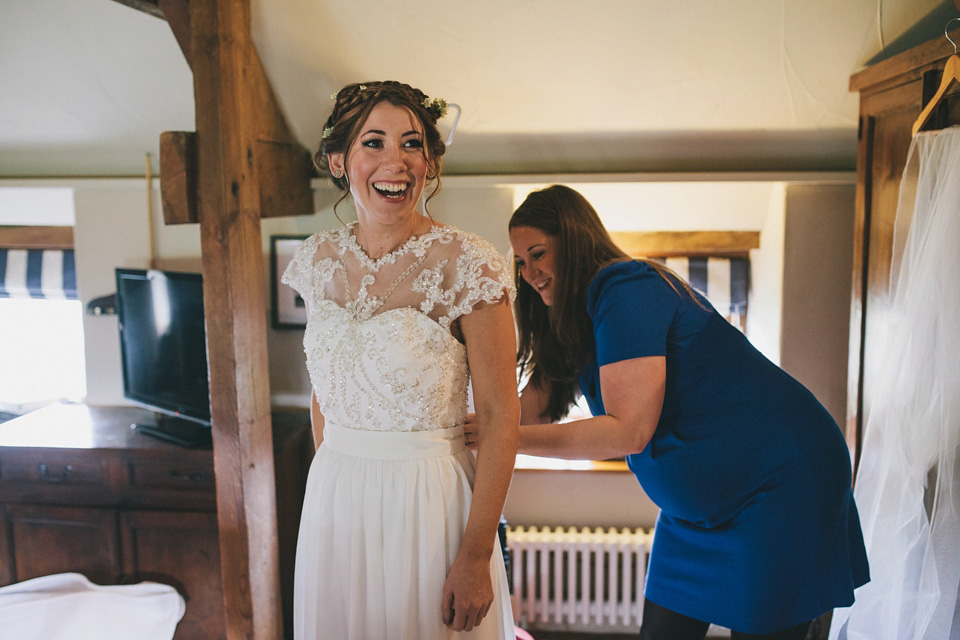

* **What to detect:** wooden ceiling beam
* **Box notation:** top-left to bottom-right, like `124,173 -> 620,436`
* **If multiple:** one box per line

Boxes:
120,0 -> 311,225
110,0 -> 191,66
609,230 -> 760,257
155,0 -> 312,225
157,0 -> 192,67
108,0 -> 163,19
0,226 -> 74,250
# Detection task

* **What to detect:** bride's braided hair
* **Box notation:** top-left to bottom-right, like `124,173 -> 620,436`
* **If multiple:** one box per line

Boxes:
314,81 -> 447,198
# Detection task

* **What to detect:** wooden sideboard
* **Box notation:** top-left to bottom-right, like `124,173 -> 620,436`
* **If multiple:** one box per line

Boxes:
0,403 -> 313,640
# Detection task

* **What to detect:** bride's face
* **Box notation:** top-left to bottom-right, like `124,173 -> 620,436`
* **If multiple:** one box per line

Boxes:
330,102 -> 430,227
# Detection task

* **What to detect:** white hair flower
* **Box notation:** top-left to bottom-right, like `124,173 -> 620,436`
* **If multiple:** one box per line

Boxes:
423,97 -> 448,119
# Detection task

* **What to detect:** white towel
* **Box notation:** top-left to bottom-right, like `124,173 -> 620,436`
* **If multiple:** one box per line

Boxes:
0,573 -> 185,640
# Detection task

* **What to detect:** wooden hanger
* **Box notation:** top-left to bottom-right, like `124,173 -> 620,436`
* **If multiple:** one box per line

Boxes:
912,19 -> 960,135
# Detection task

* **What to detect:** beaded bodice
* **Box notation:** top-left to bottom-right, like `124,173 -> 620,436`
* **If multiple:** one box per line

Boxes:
282,223 -> 515,432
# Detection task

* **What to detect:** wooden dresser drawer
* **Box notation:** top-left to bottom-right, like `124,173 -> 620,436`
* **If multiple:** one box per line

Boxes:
126,457 -> 216,492
0,450 -> 108,488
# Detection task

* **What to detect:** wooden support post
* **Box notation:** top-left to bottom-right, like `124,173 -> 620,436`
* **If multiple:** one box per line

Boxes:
111,0 -> 313,634
159,131 -> 198,224
190,0 -> 281,637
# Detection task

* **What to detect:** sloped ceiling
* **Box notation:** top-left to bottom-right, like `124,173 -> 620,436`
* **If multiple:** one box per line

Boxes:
0,0 -> 955,177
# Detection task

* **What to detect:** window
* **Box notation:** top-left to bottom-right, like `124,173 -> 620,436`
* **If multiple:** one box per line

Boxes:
0,228 -> 86,416
0,297 -> 86,410
661,255 -> 750,331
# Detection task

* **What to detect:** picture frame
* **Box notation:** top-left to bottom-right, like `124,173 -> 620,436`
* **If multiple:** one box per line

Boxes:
270,235 -> 309,329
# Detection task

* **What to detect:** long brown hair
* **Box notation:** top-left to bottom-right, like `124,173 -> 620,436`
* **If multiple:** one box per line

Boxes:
313,81 -> 447,216
510,185 -> 701,421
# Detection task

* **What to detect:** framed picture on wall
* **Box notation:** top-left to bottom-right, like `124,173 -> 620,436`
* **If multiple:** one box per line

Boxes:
270,235 -> 309,329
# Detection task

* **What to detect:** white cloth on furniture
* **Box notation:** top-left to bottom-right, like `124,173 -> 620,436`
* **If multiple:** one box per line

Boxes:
0,572 -> 185,640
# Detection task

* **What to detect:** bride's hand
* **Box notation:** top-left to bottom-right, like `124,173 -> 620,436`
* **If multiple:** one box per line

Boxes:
463,412 -> 479,451
441,553 -> 493,631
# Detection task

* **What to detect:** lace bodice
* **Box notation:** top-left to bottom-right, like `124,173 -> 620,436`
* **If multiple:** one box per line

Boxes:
282,223 -> 515,432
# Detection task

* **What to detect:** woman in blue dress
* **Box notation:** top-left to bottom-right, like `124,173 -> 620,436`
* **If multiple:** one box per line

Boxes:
493,185 -> 869,639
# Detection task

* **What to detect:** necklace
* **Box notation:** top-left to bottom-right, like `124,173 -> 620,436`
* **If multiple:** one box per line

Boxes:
339,232 -> 431,321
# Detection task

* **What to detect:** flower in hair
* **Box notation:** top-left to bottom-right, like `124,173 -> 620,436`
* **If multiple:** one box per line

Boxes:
322,126 -> 334,139
423,96 -> 448,119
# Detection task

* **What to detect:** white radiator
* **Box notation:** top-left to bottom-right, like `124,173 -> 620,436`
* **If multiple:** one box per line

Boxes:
507,526 -> 654,634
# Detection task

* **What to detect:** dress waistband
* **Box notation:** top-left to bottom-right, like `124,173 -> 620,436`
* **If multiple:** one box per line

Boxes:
322,424 -> 466,460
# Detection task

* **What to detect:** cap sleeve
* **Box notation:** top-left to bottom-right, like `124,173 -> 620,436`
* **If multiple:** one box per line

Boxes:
587,261 -> 679,367
280,235 -> 315,300
414,230 -> 516,330
280,232 -> 342,310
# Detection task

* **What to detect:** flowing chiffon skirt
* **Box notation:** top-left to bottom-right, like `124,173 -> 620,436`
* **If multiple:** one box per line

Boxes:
293,424 -> 514,640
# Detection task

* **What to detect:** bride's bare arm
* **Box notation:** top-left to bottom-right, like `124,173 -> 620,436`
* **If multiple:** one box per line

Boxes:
441,298 -> 519,632
309,390 -> 325,451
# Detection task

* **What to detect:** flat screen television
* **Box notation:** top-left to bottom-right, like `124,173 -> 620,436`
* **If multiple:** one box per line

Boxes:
115,268 -> 212,447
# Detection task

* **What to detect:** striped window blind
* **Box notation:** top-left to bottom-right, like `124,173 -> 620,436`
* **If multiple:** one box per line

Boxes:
0,248 -> 78,300
663,256 -> 749,329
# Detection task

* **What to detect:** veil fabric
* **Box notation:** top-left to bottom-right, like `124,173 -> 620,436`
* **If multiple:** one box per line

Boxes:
829,126 -> 960,639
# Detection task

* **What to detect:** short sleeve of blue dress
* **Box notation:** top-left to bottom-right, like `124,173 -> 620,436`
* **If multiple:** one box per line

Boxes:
590,262 -> 676,363
581,261 -> 869,634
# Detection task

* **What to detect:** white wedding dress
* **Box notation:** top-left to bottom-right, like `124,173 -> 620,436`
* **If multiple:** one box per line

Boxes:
282,223 -> 516,640
829,127 -> 960,639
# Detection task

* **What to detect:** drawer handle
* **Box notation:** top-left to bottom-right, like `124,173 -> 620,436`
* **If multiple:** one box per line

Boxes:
37,463 -> 73,482
168,470 -> 207,483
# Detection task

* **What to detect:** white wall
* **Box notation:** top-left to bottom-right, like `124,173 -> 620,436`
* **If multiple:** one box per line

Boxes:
432,183 -> 515,254
504,468 -> 659,529
0,187 -> 75,225
779,184 -> 855,428
73,181 -> 154,404
746,184 -> 787,364
512,181 -> 776,232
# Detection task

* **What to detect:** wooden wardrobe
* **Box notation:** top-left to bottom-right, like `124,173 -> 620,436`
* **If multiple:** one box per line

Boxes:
847,26 -> 960,469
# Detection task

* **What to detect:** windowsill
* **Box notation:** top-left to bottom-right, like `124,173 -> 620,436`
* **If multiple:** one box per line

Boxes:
515,454 -> 630,472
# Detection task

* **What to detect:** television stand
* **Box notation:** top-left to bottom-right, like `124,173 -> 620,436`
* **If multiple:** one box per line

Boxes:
133,415 -> 212,448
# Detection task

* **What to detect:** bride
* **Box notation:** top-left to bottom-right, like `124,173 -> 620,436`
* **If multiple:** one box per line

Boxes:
282,81 -> 519,640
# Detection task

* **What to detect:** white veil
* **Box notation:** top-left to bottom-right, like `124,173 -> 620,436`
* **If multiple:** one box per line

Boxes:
829,126 -> 960,640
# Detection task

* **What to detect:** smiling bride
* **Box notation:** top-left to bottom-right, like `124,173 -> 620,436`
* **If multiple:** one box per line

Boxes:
281,81 -> 519,640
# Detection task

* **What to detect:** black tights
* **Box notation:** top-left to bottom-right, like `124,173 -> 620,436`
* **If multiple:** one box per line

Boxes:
640,600 -> 813,640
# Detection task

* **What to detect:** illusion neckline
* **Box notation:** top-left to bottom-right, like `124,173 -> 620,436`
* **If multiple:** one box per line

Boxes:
342,221 -> 445,271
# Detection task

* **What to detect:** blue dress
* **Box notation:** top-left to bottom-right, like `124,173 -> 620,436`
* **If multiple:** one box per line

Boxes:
578,261 -> 869,634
